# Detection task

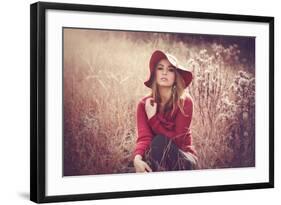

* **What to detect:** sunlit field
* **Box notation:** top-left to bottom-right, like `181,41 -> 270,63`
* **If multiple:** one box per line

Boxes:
63,28 -> 255,176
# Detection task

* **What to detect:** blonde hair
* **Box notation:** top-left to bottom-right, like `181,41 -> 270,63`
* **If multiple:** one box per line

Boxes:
149,67 -> 188,117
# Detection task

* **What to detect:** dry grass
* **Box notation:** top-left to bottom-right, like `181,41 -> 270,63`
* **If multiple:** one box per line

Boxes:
63,28 -> 255,175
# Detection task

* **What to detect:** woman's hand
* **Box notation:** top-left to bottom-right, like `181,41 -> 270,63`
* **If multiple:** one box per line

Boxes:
133,155 -> 152,173
145,97 -> 157,120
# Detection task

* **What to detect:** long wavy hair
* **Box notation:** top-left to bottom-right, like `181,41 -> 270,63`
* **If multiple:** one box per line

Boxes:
149,65 -> 189,117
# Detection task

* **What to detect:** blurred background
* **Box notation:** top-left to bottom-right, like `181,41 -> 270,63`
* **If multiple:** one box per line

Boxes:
63,28 -> 255,176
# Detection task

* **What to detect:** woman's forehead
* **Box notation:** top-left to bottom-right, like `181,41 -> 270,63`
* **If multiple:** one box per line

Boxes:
157,58 -> 174,67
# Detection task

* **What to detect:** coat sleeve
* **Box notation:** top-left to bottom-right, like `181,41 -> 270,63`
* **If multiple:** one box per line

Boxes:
133,100 -> 154,158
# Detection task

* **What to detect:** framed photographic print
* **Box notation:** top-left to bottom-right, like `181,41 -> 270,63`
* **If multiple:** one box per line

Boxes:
30,1 -> 274,203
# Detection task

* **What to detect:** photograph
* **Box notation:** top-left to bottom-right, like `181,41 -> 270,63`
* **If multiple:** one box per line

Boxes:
63,28 -> 256,176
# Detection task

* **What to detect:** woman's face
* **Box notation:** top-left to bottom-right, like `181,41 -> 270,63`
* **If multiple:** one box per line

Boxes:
155,58 -> 176,88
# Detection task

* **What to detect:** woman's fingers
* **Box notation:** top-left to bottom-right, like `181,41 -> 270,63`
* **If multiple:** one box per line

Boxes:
144,163 -> 153,172
134,159 -> 152,173
146,97 -> 155,106
145,97 -> 157,120
150,99 -> 155,106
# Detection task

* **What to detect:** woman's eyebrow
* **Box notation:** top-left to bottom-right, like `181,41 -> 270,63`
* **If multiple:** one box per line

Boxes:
157,63 -> 174,68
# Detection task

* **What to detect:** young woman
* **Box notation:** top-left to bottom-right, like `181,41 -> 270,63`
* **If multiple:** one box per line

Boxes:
133,50 -> 198,173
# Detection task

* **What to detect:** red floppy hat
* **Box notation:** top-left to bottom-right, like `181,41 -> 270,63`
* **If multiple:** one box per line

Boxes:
144,50 -> 193,88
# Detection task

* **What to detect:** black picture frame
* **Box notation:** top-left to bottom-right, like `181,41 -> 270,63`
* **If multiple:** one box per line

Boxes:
30,1 -> 274,203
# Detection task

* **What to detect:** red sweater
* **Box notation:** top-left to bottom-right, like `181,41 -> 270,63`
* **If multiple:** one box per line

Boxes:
133,95 -> 197,158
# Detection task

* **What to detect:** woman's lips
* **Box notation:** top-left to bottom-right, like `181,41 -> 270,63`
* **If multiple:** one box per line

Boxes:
161,77 -> 168,81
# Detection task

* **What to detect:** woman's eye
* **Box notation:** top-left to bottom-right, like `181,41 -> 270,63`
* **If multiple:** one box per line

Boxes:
168,68 -> 175,72
157,67 -> 163,70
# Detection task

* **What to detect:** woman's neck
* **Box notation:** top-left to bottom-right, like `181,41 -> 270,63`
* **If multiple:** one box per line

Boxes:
158,86 -> 172,105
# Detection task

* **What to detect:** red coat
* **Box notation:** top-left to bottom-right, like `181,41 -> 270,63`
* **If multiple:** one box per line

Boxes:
133,95 -> 197,158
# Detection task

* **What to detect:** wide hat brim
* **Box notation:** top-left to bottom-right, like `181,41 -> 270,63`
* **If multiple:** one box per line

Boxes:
144,50 -> 193,88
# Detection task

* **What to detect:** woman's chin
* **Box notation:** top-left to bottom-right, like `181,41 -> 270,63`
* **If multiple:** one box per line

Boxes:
157,83 -> 173,88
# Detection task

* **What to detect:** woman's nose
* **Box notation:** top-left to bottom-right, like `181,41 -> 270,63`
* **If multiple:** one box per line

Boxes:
162,69 -> 168,75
